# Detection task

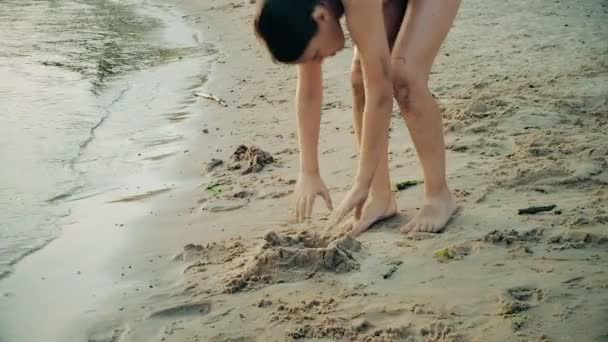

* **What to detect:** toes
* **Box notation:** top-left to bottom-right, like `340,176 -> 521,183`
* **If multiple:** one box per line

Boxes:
400,221 -> 415,234
340,220 -> 355,235
349,218 -> 375,237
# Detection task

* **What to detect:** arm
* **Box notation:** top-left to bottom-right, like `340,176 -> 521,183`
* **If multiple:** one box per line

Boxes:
296,62 -> 323,175
326,0 -> 393,229
293,62 -> 333,222
344,0 -> 393,189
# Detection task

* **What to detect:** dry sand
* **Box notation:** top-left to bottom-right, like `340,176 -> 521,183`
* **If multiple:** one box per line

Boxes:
64,0 -> 608,341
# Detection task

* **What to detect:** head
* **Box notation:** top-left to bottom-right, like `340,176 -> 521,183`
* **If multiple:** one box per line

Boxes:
254,0 -> 345,64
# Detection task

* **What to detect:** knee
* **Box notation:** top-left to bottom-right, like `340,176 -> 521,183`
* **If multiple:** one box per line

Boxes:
391,59 -> 427,113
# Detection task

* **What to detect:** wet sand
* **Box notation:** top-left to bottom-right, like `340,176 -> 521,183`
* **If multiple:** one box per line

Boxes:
2,0 -> 608,341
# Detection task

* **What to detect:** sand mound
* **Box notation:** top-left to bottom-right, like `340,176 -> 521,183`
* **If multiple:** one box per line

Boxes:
482,228 -> 544,246
231,145 -> 274,174
224,230 -> 361,293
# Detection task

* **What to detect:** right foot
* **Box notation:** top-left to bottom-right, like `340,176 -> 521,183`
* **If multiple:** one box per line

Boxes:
400,187 -> 457,234
341,192 -> 398,237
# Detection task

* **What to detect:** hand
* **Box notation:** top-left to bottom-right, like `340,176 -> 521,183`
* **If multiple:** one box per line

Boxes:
294,172 -> 333,222
325,181 -> 369,233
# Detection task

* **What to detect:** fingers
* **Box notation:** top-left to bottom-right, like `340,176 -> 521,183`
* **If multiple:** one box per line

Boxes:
296,196 -> 317,223
340,219 -> 354,235
305,197 -> 314,219
297,197 -> 306,223
348,219 -> 369,237
295,197 -> 301,222
321,188 -> 333,211
327,202 -> 352,231
355,203 -> 362,220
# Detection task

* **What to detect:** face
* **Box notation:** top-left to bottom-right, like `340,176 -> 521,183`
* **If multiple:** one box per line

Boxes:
297,6 -> 345,63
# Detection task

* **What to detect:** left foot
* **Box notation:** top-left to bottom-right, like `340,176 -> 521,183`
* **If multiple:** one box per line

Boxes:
401,188 -> 457,234
341,192 -> 398,237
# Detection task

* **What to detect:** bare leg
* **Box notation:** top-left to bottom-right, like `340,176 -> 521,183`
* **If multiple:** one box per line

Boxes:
343,3 -> 409,236
344,49 -> 397,236
391,0 -> 461,233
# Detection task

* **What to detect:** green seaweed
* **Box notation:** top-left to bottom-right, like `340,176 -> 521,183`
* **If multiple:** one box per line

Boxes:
205,184 -> 222,196
434,248 -> 456,260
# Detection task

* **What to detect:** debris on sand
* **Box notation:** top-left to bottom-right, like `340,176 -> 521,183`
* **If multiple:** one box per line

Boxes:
205,183 -> 223,196
257,299 -> 273,308
518,204 -> 557,215
223,230 -> 361,293
381,260 -> 403,279
197,92 -> 228,107
232,145 -> 274,174
395,180 -> 423,191
205,158 -> 224,173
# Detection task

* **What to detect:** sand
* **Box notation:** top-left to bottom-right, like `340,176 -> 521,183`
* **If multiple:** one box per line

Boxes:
88,0 -> 608,340
2,0 -> 607,341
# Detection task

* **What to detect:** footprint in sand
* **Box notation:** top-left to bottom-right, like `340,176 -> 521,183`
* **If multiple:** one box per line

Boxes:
499,285 -> 543,315
548,230 -> 608,250
419,321 -> 462,342
209,335 -> 256,342
175,240 -> 246,265
147,301 -> 211,319
108,188 -> 171,203
87,322 -> 126,342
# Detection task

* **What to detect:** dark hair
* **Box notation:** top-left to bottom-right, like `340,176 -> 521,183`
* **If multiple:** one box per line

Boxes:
254,0 -> 320,63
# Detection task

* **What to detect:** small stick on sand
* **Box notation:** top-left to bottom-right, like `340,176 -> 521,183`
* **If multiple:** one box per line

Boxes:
382,261 -> 403,279
517,204 -> 556,215
535,256 -> 587,262
562,276 -> 585,284
197,92 -> 228,107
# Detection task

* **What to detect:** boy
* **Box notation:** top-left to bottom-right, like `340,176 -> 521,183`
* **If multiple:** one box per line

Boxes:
254,0 -> 461,235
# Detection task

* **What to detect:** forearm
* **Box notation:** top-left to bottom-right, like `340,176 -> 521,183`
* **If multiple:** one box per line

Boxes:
356,82 -> 393,187
296,63 -> 323,174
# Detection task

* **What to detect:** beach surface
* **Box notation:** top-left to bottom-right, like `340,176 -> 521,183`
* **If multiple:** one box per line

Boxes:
1,0 -> 607,341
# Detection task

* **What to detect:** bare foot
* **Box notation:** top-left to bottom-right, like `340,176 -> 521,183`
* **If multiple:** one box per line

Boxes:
401,188 -> 457,234
341,192 -> 398,236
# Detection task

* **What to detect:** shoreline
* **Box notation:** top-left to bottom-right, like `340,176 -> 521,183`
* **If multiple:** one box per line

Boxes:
0,1 -> 220,340
2,0 -> 607,341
